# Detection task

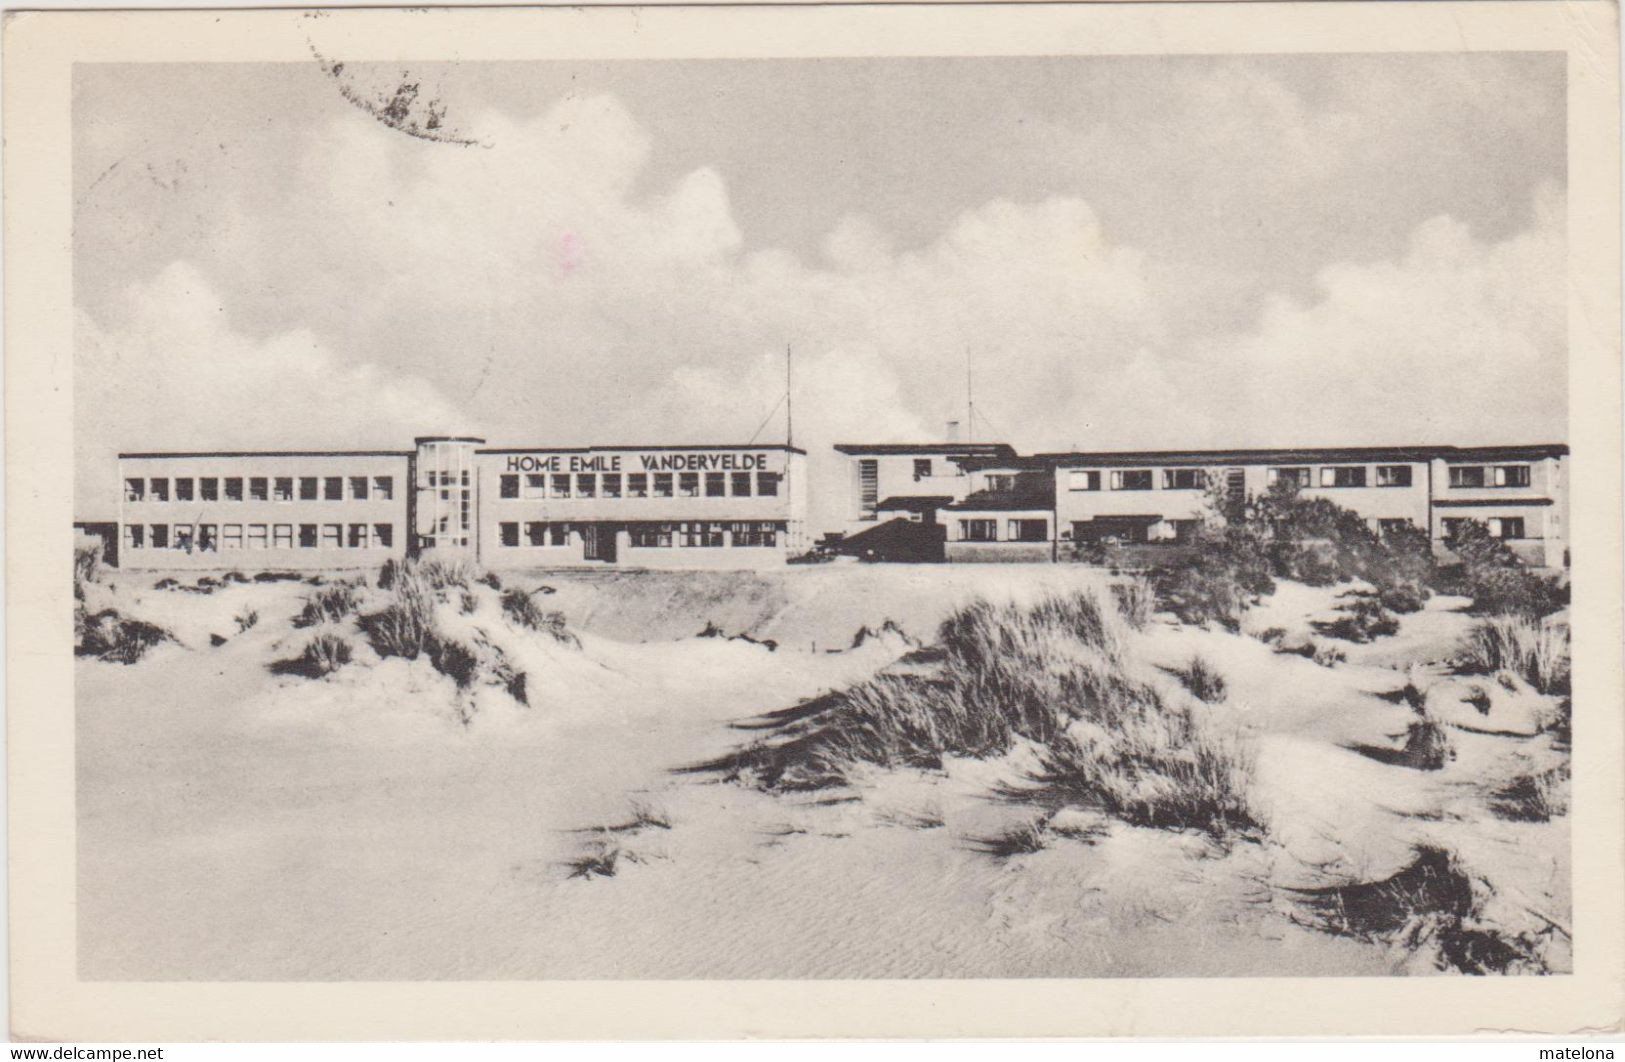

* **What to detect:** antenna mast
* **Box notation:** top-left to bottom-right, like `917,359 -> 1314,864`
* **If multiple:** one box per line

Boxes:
966,348 -> 975,443
785,343 -> 794,448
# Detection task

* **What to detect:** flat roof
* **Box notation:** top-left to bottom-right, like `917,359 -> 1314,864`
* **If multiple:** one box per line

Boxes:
119,450 -> 413,459
833,442 -> 1016,456
1021,443 -> 1568,467
478,443 -> 806,455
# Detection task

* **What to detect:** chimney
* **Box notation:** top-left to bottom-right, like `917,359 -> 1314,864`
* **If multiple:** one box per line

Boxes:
945,420 -> 961,443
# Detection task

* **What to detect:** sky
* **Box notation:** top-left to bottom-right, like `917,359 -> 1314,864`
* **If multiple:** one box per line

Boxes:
73,53 -> 1567,529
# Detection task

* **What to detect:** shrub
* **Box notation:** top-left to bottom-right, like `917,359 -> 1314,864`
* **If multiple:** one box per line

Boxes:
1150,524 -> 1274,628
1488,764 -> 1569,822
1461,614 -> 1570,696
73,536 -> 103,600
1168,655 -> 1227,703
500,588 -> 575,644
377,557 -> 403,590
296,583 -> 361,628
1313,596 -> 1400,643
417,556 -> 477,590
75,608 -> 171,664
223,570 -> 249,584
298,632 -> 353,677
428,635 -> 479,688
972,820 -> 1050,859
1111,576 -> 1155,629
479,571 -> 502,590
1443,521 -> 1568,617
459,590 -> 479,615
360,577 -> 437,659
234,608 -> 259,633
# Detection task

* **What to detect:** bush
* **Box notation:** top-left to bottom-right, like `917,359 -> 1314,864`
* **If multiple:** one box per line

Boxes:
1150,524 -> 1274,628
74,536 -> 103,600
1443,521 -> 1568,617
1168,655 -> 1227,703
1313,595 -> 1400,643
1488,765 -> 1569,822
296,584 -> 361,628
378,557 -> 403,590
459,590 -> 479,615
360,576 -> 437,659
428,635 -> 479,688
75,608 -> 171,664
298,632 -> 353,677
1461,614 -> 1570,695
234,608 -> 260,633
1110,576 -> 1155,629
500,588 -> 575,644
417,556 -> 477,590
479,571 -> 502,590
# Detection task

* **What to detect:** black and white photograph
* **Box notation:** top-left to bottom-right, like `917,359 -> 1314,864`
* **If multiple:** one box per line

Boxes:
9,0 -> 1624,1043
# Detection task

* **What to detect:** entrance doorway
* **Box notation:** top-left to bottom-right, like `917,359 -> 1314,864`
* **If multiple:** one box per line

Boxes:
583,524 -> 618,563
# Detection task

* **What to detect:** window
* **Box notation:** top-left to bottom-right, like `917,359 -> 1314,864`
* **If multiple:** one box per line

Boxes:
322,524 -> 342,548
225,477 -> 244,501
125,524 -> 144,550
298,525 -> 318,548
1488,517 -> 1526,540
1495,465 -> 1532,488
201,478 -> 219,501
550,523 -> 570,547
350,476 -> 369,501
913,458 -> 933,481
602,474 -> 622,499
272,524 -> 293,549
374,476 -> 394,500
1110,470 -> 1154,491
324,477 -> 343,501
1068,470 -> 1101,491
222,524 -> 243,550
705,472 -> 726,498
523,474 -> 545,500
346,524 -> 368,548
1378,518 -> 1413,537
551,473 -> 572,498
1268,467 -> 1311,489
654,473 -> 675,498
373,524 -> 392,548
176,478 -> 195,502
299,477 -> 318,500
1442,518 -> 1468,541
197,524 -> 217,552
1168,519 -> 1201,543
173,525 -> 194,552
525,522 -> 548,547
124,478 -> 144,502
1319,466 -> 1367,488
961,519 -> 997,542
630,524 -> 673,548
1449,466 -> 1486,489
150,478 -> 170,502
1162,469 -> 1205,490
150,524 -> 169,549
858,459 -> 879,518
757,471 -> 780,496
679,521 -> 725,547
986,474 -> 1016,493
679,472 -> 700,497
1376,465 -> 1412,488
249,477 -> 268,501
500,474 -> 520,499
1008,518 -> 1048,542
732,521 -> 779,547
273,477 -> 293,501
730,471 -> 752,496
500,522 -> 520,547
248,524 -> 268,549
627,473 -> 649,498
576,474 -> 597,498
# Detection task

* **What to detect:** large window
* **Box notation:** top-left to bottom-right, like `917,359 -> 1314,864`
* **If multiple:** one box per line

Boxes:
1068,470 -> 1101,492
1375,465 -> 1412,488
551,473 -> 572,498
630,524 -> 673,548
523,474 -> 546,500
1449,466 -> 1486,489
173,524 -> 194,552
961,518 -> 997,542
299,524 -> 318,548
273,524 -> 293,549
679,472 -> 700,498
374,476 -> 394,500
350,476 -> 369,501
1488,517 -> 1526,540
602,474 -> 622,499
1319,466 -> 1367,488
322,524 -> 342,548
150,524 -> 169,549
1110,470 -> 1153,491
732,521 -> 778,547
176,478 -> 195,502
1161,469 -> 1204,490
150,478 -> 169,502
1378,518 -> 1413,537
549,523 -> 570,547
654,473 -> 674,498
249,477 -> 268,501
373,524 -> 393,548
197,524 -> 217,552
500,474 -> 520,499
1496,465 -> 1532,488
730,471 -> 752,496
705,472 -> 726,498
273,477 -> 294,501
1441,518 -> 1468,541
576,474 -> 597,498
525,522 -> 548,547
1268,467 -> 1311,489
200,477 -> 219,501
858,459 -> 878,518
499,522 -> 519,547
248,524 -> 269,549
627,473 -> 649,498
124,478 -> 144,502
324,477 -> 343,501
222,524 -> 243,550
125,524 -> 144,550
225,477 -> 244,501
1008,518 -> 1048,542
757,471 -> 780,496
679,521 -> 724,547
299,477 -> 319,501
347,524 -> 368,548
913,458 -> 933,481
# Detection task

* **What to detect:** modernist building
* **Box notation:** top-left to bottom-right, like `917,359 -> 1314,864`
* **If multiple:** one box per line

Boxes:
831,441 -> 1018,562
932,444 -> 1569,568
114,437 -> 808,571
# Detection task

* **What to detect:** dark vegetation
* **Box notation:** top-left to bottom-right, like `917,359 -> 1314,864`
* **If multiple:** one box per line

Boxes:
501,587 -> 577,645
295,584 -> 361,628
272,631 -> 354,678
75,608 -> 171,664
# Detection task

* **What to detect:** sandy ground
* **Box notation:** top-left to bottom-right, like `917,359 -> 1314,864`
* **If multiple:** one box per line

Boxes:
76,565 -> 1569,980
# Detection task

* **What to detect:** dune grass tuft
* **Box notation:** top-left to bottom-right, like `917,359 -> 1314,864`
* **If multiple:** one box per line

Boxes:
1461,614 -> 1570,696
1167,655 -> 1227,703
296,584 -> 361,628
75,608 -> 171,664
500,588 -> 576,645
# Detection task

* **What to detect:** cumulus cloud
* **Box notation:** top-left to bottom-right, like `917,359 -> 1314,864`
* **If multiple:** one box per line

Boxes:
74,77 -> 1565,531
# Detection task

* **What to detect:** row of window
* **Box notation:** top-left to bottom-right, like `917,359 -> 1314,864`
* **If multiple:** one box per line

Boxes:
124,522 -> 396,551
1448,465 -> 1532,489
497,521 -> 783,548
124,475 -> 395,503
498,470 -> 781,501
1056,463 -> 1536,493
960,518 -> 1049,543
1443,517 -> 1526,540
